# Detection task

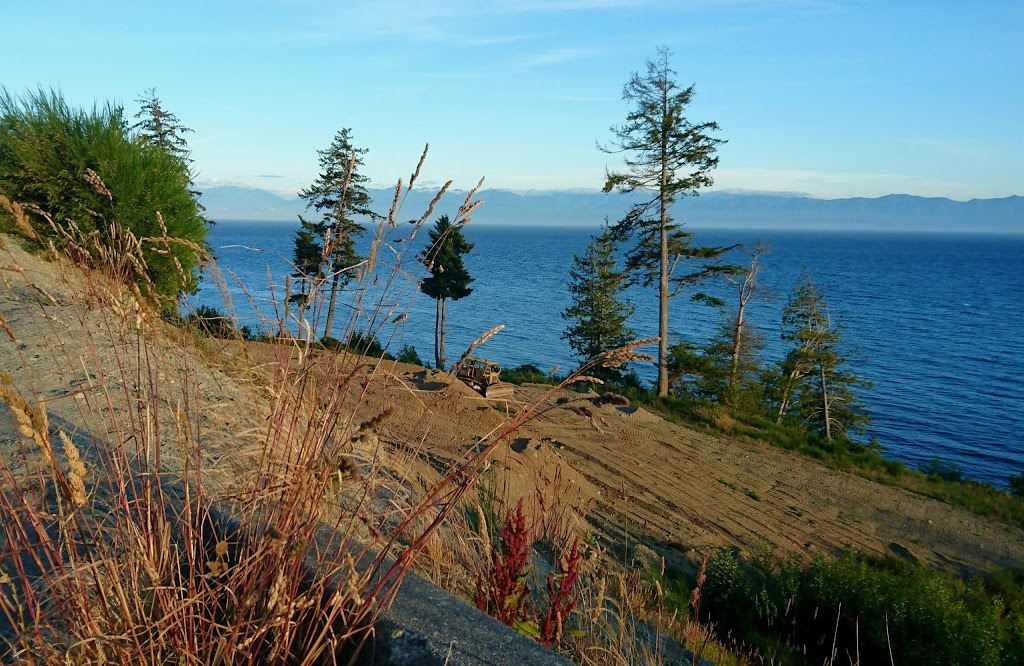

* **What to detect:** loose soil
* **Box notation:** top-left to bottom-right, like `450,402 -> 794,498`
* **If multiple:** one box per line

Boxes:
3,232 -> 1022,583
308,363 -> 1024,576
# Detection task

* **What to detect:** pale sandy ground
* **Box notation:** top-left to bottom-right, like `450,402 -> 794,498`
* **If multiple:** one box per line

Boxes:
3,231 -> 1022,586
309,361 -> 1024,577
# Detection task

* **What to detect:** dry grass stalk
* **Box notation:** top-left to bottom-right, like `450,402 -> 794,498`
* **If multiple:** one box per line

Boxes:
0,151 -> 511,664
0,152 -> 748,665
0,195 -> 36,238
448,324 -> 506,377
0,313 -> 14,342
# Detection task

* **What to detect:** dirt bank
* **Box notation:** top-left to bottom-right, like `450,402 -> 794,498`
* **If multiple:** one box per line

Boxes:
3,231 -> 1022,583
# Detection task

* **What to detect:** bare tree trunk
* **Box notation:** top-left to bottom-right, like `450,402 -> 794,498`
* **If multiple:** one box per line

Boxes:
819,361 -> 832,440
658,208 -> 669,396
729,246 -> 764,403
776,368 -> 802,423
434,298 -> 442,369
439,298 -> 448,371
282,275 -> 291,338
297,278 -> 311,339
324,269 -> 340,339
657,84 -> 671,397
729,300 -> 745,399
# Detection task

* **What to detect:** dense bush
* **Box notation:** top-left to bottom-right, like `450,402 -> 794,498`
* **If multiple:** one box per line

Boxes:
186,305 -> 257,340
396,344 -> 424,366
700,548 -> 1024,666
921,456 -> 965,482
1011,472 -> 1024,498
501,363 -> 556,385
0,88 -> 210,300
320,331 -> 394,360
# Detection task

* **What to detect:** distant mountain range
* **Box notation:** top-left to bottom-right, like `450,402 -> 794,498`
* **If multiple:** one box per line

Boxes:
199,186 -> 1023,233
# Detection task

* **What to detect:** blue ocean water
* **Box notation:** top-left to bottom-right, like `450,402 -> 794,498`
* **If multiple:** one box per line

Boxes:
196,221 -> 1024,488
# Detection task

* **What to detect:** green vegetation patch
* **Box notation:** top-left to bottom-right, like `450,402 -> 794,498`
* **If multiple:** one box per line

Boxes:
699,548 -> 1024,666
0,88 -> 210,300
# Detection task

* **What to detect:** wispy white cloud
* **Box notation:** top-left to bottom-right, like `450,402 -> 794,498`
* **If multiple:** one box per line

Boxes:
898,137 -> 990,163
460,33 -> 543,46
197,177 -> 302,198
521,47 -> 603,67
240,0 -> 846,47
266,0 -> 653,44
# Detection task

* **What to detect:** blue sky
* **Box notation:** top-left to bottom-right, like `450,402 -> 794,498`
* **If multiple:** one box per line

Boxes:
3,0 -> 1021,200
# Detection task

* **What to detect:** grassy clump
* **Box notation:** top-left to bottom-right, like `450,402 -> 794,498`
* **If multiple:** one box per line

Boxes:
396,344 -> 424,366
1,145 -> 539,664
184,304 -> 259,340
501,363 -> 561,385
699,547 -> 1024,666
0,88 -> 210,300
320,330 -> 395,360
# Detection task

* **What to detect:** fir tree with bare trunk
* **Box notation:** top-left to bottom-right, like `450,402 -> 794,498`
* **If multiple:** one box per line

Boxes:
775,271 -> 870,440
601,46 -> 730,396
293,128 -> 377,338
421,215 -> 473,370
695,243 -> 769,411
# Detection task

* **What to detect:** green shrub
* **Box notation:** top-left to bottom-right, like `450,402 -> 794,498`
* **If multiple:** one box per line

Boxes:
0,88 -> 210,300
501,363 -> 557,385
320,331 -> 394,360
920,457 -> 964,482
396,344 -> 424,366
702,548 -> 755,630
186,305 -> 256,340
699,549 -> 1024,666
884,459 -> 907,477
1010,472 -> 1024,498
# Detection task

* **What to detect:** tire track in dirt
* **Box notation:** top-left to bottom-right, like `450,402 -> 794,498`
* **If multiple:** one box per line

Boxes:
236,350 -> 1024,575
500,385 -> 1024,573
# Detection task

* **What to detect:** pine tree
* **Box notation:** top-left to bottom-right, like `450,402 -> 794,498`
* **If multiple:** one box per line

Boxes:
601,46 -> 730,396
132,88 -> 192,160
561,226 -> 636,379
666,338 -> 715,400
289,215 -> 323,308
131,88 -> 206,215
294,128 -> 377,337
774,271 -> 870,440
420,214 -> 474,369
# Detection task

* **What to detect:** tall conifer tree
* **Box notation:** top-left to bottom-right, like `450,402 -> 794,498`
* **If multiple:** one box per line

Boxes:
775,271 -> 870,440
132,89 -> 192,159
601,46 -> 730,396
561,226 -> 636,378
294,128 -> 377,337
421,215 -> 474,369
132,88 -> 206,215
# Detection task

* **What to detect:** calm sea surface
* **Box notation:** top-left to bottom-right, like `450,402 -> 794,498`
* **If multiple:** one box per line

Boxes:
196,221 -> 1024,488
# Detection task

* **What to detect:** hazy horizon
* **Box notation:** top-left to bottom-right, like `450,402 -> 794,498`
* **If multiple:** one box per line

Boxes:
202,183 -> 1024,204
197,184 -> 1024,233
4,1 -> 1021,201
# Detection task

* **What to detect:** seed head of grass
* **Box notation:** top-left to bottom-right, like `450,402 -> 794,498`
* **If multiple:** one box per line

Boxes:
59,431 -> 87,508
592,337 -> 659,369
